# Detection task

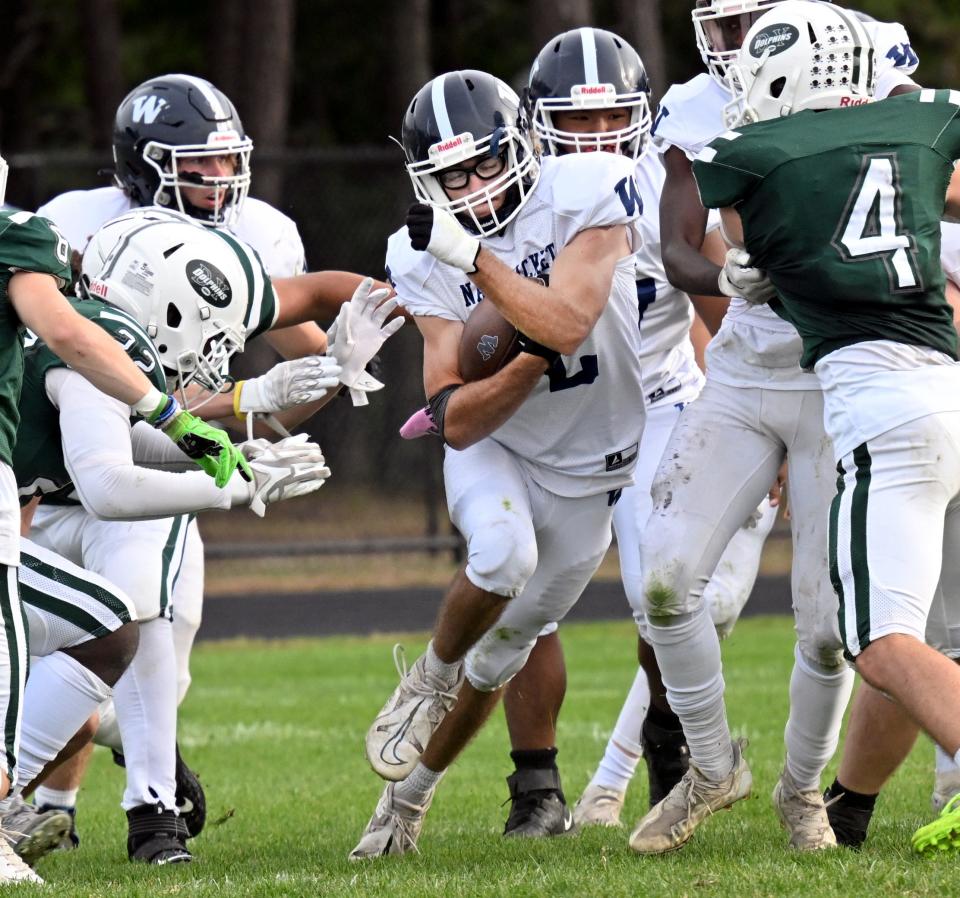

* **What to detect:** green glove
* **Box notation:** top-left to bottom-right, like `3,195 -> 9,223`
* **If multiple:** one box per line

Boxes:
162,408 -> 253,488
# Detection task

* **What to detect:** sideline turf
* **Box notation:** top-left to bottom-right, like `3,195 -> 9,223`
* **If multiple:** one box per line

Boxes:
32,618 -> 957,897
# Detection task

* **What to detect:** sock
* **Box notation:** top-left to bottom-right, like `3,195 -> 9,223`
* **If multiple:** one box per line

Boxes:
395,762 -> 444,804
784,645 -> 855,791
645,606 -> 733,781
33,785 -> 78,810
828,777 -> 877,809
592,666 -> 648,793
425,640 -> 461,686
16,652 -> 111,789
510,748 -> 558,771
113,617 -> 178,811
645,701 -> 682,732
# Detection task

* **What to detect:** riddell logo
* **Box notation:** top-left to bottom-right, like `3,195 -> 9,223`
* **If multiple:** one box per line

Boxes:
579,86 -> 606,94
840,97 -> 870,107
435,136 -> 464,153
88,280 -> 108,298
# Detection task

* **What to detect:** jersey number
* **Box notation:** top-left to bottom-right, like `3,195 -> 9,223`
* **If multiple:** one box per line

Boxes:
833,154 -> 921,293
112,327 -> 157,375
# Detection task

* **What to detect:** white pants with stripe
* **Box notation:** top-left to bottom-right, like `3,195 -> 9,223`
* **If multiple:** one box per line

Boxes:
446,439 -> 617,692
29,506 -> 190,811
831,412 -> 960,659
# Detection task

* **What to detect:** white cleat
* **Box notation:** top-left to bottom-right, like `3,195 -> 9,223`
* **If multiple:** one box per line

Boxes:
772,767 -> 836,851
348,782 -> 435,860
932,770 -> 960,813
0,836 -> 42,884
572,783 -> 625,828
365,645 -> 463,782
628,738 -> 752,855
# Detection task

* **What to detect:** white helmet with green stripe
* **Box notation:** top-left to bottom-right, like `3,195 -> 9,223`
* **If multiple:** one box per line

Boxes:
82,212 -> 257,397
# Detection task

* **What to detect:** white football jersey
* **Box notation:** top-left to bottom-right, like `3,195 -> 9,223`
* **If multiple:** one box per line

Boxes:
632,152 -> 703,405
37,186 -> 306,279
389,152 -> 645,498
651,18 -> 920,391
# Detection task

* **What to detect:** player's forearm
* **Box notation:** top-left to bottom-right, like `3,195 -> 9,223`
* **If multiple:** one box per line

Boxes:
272,271 -> 392,328
469,249 -> 591,355
442,354 -> 547,450
264,322 -> 328,357
661,233 -> 723,297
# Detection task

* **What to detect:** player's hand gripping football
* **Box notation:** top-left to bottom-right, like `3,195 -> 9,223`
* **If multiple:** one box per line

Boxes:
407,203 -> 481,273
718,248 -> 777,306
240,433 -> 331,517
326,277 -> 404,406
146,395 -> 252,488
236,356 -> 343,415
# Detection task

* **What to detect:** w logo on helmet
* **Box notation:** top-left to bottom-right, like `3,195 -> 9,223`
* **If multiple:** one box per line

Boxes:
131,96 -> 169,125
477,334 -> 499,361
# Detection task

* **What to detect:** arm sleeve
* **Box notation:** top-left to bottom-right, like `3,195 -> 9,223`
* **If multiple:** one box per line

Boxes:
47,368 -> 249,520
129,421 -> 196,471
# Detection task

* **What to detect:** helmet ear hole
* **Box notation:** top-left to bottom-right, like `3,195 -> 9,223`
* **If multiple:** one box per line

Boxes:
770,76 -> 787,99
166,303 -> 182,328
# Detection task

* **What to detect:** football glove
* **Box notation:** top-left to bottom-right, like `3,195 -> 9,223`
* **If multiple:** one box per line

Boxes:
327,278 -> 404,405
236,356 -> 342,416
158,401 -> 252,488
242,434 -> 331,517
718,248 -> 777,306
407,203 -> 481,273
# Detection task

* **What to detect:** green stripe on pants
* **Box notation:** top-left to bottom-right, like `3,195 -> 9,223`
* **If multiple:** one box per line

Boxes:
850,443 -> 873,652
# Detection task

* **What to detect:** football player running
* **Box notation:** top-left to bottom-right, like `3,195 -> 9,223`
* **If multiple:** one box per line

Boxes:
31,74 -> 399,853
626,0 -> 921,855
497,27 -> 778,836
350,69 -> 645,857
691,0 -> 960,856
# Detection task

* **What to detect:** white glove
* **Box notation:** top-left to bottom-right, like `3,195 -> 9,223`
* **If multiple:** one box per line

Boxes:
241,434 -> 331,517
326,278 -> 404,402
237,356 -> 343,414
406,203 -> 480,272
718,248 -> 777,305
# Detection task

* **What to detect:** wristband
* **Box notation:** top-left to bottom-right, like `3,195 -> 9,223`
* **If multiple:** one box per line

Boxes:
233,381 -> 247,421
516,331 -> 561,367
132,386 -> 168,421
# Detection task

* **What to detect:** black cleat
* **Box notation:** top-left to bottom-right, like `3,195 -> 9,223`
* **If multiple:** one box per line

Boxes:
502,768 -> 575,838
641,715 -> 690,808
36,803 -> 79,850
824,784 -> 874,849
127,804 -> 192,865
175,744 -> 206,839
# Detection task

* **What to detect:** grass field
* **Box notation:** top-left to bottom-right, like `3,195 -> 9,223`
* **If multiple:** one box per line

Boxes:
30,617 -> 957,897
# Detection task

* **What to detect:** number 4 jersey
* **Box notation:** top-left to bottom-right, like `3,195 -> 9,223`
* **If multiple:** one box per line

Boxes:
693,90 -> 960,369
388,151 -> 645,498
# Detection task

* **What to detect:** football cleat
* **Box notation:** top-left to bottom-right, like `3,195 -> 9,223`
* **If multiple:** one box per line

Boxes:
0,796 -> 72,865
503,767 -> 575,838
824,784 -> 873,849
772,767 -> 837,851
572,783 -> 625,828
175,744 -> 207,838
629,738 -> 751,855
365,645 -> 463,782
127,804 -> 192,865
348,782 -> 434,860
641,714 -> 690,808
912,793 -> 960,856
932,769 -> 960,813
36,803 -> 79,851
0,836 -> 41,884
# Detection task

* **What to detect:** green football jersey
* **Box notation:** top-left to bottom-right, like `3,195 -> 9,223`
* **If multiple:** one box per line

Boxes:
15,298 -> 166,506
693,90 -> 960,367
0,210 -> 72,467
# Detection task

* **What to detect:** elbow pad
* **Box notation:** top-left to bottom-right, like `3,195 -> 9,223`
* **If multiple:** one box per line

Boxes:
427,383 -> 461,445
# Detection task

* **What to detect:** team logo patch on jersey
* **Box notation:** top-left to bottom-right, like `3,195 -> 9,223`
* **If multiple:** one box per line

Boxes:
749,24 -> 800,59
186,260 -> 232,307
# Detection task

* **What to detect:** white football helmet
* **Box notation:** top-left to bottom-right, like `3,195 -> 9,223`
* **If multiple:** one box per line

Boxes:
82,216 -> 249,396
724,1 -> 874,126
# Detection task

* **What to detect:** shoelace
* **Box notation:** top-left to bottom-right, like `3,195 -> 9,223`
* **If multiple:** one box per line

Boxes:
391,644 -> 461,706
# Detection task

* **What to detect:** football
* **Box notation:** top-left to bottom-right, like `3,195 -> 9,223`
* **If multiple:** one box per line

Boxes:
458,299 -> 521,382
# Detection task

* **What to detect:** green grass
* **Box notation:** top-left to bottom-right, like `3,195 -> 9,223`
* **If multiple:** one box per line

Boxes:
28,618 -> 958,897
